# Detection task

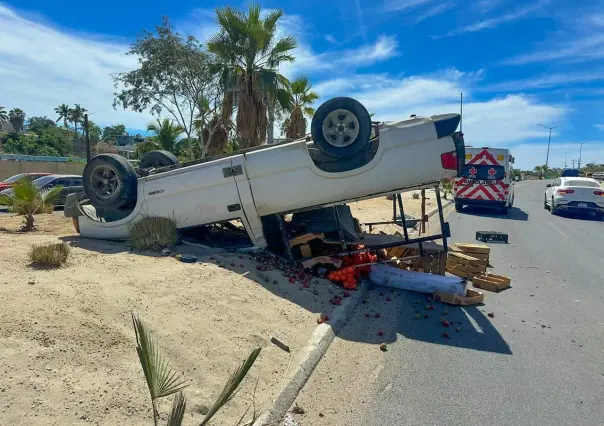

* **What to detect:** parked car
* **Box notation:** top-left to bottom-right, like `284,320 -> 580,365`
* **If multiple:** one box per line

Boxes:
544,177 -> 604,217
0,172 -> 51,191
64,97 -> 466,245
0,174 -> 84,206
591,171 -> 604,182
454,147 -> 515,214
560,169 -> 580,177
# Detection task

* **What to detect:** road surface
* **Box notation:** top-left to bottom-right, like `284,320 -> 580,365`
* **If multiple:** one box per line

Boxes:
291,180 -> 604,426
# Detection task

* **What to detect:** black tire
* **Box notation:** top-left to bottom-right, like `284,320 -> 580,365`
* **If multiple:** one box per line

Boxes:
311,97 -> 371,159
83,154 -> 138,209
140,150 -> 179,169
544,196 -> 549,210
550,198 -> 557,215
455,203 -> 463,212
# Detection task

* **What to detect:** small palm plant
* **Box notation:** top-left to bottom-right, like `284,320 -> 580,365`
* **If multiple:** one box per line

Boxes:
131,314 -> 261,426
0,178 -> 62,231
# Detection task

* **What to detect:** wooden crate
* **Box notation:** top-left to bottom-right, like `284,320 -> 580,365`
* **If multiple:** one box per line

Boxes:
472,273 -> 511,292
454,242 -> 490,254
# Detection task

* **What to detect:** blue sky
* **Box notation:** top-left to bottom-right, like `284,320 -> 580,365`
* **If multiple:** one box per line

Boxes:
1,0 -> 604,169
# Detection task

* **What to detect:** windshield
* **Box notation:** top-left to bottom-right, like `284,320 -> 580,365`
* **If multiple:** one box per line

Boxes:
33,176 -> 55,187
2,173 -> 27,183
565,180 -> 601,188
460,165 -> 505,180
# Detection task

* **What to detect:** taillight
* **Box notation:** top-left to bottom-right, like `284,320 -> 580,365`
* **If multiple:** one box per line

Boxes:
594,190 -> 604,196
441,151 -> 457,170
557,189 -> 575,194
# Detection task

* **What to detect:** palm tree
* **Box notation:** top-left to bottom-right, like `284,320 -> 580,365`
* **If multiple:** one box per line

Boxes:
0,106 -> 8,122
68,104 -> 87,135
54,104 -> 71,128
135,140 -> 162,158
8,108 -> 26,132
207,4 -> 297,148
0,178 -> 62,231
146,118 -> 184,153
284,76 -> 318,140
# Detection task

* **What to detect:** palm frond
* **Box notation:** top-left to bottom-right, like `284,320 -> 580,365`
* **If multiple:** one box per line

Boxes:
38,186 -> 63,214
166,392 -> 187,426
132,314 -> 189,401
200,347 -> 261,426
303,106 -> 315,117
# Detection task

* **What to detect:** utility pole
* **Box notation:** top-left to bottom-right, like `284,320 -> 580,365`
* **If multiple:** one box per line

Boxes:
572,140 -> 583,169
538,123 -> 564,177
564,153 -> 567,168
460,93 -> 463,133
571,159 -> 576,168
84,113 -> 91,162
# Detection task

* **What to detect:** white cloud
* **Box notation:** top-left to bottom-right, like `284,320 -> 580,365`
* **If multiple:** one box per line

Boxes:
595,124 -> 604,130
384,0 -> 434,12
0,5 -> 153,129
324,34 -> 337,43
510,141 -> 604,170
503,33 -> 604,65
415,1 -> 456,24
479,71 -> 604,92
436,0 -> 548,38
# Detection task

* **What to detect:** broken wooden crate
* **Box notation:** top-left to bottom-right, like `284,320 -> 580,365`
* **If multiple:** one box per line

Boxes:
472,273 -> 511,292
446,251 -> 487,279
453,242 -> 490,264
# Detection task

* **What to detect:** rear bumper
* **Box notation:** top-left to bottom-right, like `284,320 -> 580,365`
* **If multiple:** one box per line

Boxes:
556,204 -> 604,213
455,198 -> 507,208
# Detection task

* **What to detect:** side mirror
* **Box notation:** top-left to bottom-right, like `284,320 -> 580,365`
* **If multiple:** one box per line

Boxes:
546,184 -> 552,188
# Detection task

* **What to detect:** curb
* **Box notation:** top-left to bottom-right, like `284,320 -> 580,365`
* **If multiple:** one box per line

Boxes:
253,283 -> 369,426
426,199 -> 453,219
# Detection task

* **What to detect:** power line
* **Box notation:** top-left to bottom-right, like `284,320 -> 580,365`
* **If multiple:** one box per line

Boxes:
537,123 -> 564,173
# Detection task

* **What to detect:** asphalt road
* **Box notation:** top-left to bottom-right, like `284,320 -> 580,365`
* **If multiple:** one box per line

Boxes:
294,180 -> 604,426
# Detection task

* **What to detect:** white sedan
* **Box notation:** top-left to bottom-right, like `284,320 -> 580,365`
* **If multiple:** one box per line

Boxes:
545,177 -> 604,217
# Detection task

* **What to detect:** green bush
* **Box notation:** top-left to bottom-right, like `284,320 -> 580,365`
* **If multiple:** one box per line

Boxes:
129,217 -> 178,251
29,243 -> 70,267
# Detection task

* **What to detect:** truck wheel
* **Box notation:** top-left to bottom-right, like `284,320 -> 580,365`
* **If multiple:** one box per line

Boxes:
140,150 -> 179,169
311,97 -> 371,159
83,154 -> 138,209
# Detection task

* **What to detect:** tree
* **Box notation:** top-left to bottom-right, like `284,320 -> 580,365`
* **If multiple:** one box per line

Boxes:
113,17 -> 217,147
68,104 -> 87,136
147,118 -> 184,153
28,116 -> 57,134
3,134 -> 61,156
0,178 -> 62,231
88,120 -> 102,144
54,104 -> 71,128
284,76 -> 318,140
8,108 -> 26,132
207,5 -> 297,148
0,106 -> 8,122
135,140 -> 161,158
101,124 -> 127,141
37,127 -> 72,156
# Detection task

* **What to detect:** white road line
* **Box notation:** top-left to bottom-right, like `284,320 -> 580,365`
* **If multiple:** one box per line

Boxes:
545,220 -> 570,238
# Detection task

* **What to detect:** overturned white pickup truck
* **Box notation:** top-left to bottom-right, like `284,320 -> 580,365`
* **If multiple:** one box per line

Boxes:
65,97 -> 465,247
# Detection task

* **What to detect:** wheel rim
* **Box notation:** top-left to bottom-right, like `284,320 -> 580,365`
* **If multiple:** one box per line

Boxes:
90,165 -> 121,200
322,109 -> 360,148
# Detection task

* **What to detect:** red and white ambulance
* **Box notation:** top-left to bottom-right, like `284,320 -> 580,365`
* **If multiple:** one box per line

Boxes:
453,147 -> 515,214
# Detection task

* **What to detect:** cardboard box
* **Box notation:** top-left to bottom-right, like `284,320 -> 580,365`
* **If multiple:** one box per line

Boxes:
433,289 -> 484,305
472,273 -> 511,292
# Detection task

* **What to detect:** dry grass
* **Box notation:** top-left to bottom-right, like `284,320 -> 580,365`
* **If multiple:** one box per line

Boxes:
29,242 -> 70,267
129,216 -> 178,251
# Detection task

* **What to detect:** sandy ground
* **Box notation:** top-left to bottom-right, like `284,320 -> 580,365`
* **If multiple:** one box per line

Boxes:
348,189 -> 440,223
0,214 -> 347,426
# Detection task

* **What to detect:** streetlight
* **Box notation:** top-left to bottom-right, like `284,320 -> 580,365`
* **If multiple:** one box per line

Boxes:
538,123 -> 564,177
572,140 -> 583,169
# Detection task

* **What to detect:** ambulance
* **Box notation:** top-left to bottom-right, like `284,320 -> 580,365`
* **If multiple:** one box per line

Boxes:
453,147 -> 515,214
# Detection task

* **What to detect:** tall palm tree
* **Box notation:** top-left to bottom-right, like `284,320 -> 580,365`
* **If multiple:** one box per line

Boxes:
54,104 -> 71,128
68,104 -> 87,135
284,76 -> 318,140
8,108 -> 26,132
0,106 -> 8,122
146,118 -> 184,153
207,4 -> 297,148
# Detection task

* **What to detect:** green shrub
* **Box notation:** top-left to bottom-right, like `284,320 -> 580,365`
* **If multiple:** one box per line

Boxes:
29,243 -> 70,267
129,217 -> 178,251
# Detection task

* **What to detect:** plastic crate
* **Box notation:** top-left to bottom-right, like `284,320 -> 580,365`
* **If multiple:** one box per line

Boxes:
475,231 -> 508,244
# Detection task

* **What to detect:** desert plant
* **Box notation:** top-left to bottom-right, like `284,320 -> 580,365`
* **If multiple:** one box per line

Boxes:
0,178 -> 62,231
29,242 -> 70,267
412,192 -> 420,199
132,313 -> 262,426
440,179 -> 453,199
129,217 -> 178,250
